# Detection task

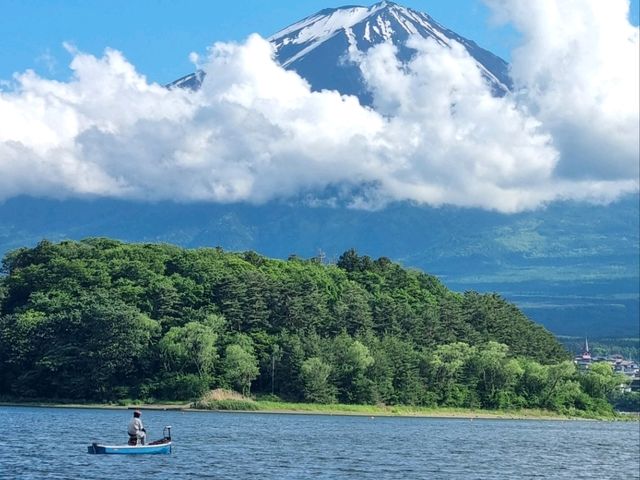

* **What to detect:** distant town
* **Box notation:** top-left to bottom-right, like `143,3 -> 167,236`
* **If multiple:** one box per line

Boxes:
575,339 -> 640,392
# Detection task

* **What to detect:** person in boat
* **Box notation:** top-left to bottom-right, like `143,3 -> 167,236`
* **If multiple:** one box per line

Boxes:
128,410 -> 146,445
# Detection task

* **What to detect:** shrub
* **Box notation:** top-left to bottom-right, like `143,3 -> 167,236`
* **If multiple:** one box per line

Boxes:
192,399 -> 259,410
155,374 -> 211,400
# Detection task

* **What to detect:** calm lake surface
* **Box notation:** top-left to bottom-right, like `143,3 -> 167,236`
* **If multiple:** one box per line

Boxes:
0,406 -> 638,479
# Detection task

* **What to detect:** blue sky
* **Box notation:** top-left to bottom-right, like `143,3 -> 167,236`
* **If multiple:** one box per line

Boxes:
2,0 -> 637,85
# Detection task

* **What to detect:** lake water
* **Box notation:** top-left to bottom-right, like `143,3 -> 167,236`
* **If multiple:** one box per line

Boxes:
0,406 -> 638,479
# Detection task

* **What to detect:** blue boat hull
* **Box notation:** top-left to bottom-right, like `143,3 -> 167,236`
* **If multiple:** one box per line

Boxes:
88,442 -> 172,454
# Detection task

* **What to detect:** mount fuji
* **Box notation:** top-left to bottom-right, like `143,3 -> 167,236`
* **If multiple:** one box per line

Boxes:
168,1 -> 511,101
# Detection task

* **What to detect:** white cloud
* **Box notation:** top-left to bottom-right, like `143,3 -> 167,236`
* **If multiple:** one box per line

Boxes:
357,38 -> 561,212
0,1 -> 638,213
484,0 -> 640,180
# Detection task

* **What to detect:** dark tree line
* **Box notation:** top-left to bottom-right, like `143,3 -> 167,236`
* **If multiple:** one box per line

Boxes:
0,239 -> 625,415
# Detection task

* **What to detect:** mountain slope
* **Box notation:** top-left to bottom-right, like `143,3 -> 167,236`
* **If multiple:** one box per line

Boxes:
269,1 -> 511,101
169,1 -> 511,101
1,195 -> 637,337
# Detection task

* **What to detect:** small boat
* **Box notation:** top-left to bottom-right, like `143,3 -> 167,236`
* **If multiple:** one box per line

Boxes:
88,426 -> 172,455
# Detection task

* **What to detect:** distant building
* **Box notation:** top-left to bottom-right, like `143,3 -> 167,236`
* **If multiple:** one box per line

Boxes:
575,338 -> 592,370
613,359 -> 639,376
572,338 -> 639,384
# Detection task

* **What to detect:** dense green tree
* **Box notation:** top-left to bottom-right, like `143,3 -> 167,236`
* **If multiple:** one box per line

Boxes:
331,281 -> 372,335
425,342 -> 475,406
0,293 -> 159,400
611,391 -> 640,412
468,342 -> 523,409
540,360 -> 579,411
159,316 -> 221,378
380,335 -> 426,405
437,295 -> 478,345
327,333 -> 374,403
301,357 -> 336,403
223,340 -> 259,396
2,239 -> 597,413
515,358 -> 549,407
336,249 -> 361,273
579,362 -> 628,400
148,278 -> 180,320
272,332 -> 306,401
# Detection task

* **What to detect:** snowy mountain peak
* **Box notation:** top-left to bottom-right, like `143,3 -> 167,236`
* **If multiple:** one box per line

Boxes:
268,2 -> 511,100
268,1 -> 440,61
170,2 -> 512,102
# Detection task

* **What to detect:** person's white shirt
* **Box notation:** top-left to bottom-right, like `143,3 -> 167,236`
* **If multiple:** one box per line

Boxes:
128,416 -> 146,444
128,417 -> 144,436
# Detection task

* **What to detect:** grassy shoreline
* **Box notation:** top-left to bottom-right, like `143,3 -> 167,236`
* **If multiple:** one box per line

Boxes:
190,400 -> 604,421
2,399 -> 635,421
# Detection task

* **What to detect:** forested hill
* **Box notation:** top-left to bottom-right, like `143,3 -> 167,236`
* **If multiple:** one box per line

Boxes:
0,238 -> 567,403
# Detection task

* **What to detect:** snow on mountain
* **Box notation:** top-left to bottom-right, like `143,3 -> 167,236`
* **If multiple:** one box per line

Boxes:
165,70 -> 206,91
169,1 -> 512,102
268,1 -> 511,101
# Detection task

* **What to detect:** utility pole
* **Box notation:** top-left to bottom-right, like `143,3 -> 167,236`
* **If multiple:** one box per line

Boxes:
271,355 -> 275,395
271,345 -> 281,395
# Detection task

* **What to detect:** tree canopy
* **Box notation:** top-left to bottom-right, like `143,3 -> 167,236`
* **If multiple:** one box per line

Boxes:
0,239 -> 623,415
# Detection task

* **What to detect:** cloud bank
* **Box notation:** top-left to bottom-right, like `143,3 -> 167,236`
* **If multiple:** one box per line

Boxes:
0,0 -> 637,213
484,0 -> 640,181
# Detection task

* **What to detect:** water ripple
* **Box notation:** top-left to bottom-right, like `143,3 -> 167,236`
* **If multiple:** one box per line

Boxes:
0,407 -> 638,480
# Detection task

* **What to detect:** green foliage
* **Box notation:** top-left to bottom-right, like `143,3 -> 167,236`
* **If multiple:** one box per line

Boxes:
325,334 -> 374,403
222,339 -> 259,396
155,373 -> 212,400
301,357 -> 336,404
467,342 -> 523,409
424,342 -> 476,406
579,362 -> 628,400
0,288 -> 159,400
159,318 -> 220,377
3,239 -> 613,416
611,391 -> 640,412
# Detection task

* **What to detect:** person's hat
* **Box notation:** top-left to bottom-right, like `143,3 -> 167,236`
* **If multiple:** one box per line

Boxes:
133,409 -> 141,416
